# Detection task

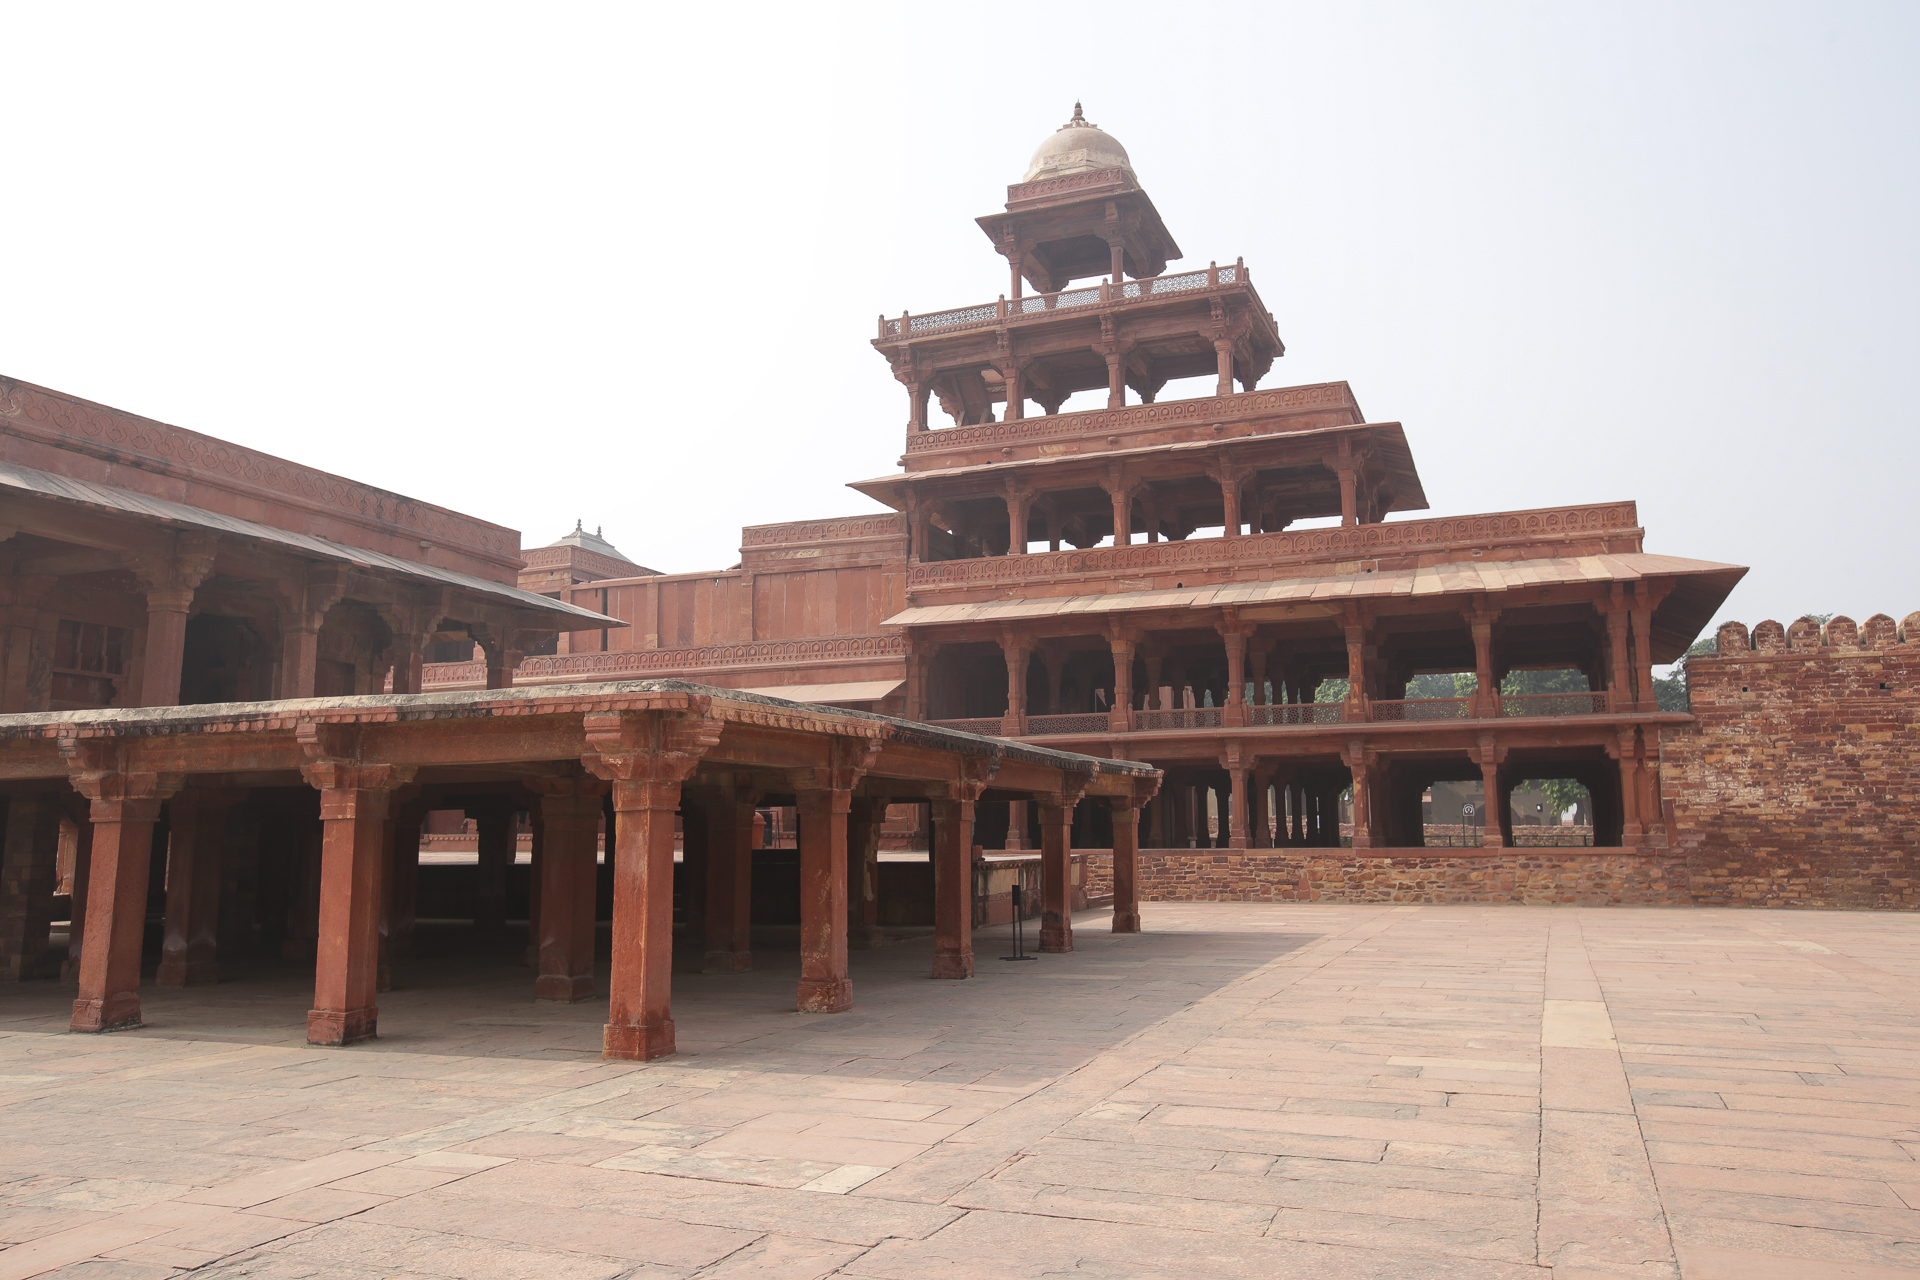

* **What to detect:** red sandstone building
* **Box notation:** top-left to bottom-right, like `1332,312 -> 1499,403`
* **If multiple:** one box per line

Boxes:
422,107 -> 1752,856
3,108 -> 1915,1062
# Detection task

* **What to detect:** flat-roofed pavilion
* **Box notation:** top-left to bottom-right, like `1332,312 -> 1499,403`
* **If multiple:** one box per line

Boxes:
0,681 -> 1156,1059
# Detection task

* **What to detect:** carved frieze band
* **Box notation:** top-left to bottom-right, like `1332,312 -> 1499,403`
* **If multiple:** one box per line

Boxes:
0,378 -> 517,556
1004,167 -> 1133,203
741,515 -> 908,547
421,633 -> 909,685
904,384 -> 1353,455
907,504 -> 1641,589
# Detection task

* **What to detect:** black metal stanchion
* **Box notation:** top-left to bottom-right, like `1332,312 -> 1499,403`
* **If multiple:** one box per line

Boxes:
1001,880 -> 1034,962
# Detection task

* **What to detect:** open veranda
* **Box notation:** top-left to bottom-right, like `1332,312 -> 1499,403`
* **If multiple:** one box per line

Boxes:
3,901 -> 1918,1280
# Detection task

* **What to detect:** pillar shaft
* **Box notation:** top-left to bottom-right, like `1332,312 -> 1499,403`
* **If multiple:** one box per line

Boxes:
848,798 -> 885,951
1039,797 -> 1075,952
795,788 -> 853,1013
308,778 -> 393,1045
62,813 -> 93,981
1111,801 -> 1141,933
701,792 -> 756,973
1108,639 -> 1135,732
139,589 -> 192,708
604,779 -> 681,1060
71,789 -> 170,1033
1213,338 -> 1234,397
472,803 -> 515,932
1227,766 -> 1250,850
157,790 -> 234,987
1105,350 -> 1125,409
930,796 -> 975,978
1479,758 -> 1506,849
533,780 -> 607,1002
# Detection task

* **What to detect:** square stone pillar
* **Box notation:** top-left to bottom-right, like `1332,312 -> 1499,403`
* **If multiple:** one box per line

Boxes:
303,761 -> 409,1046
157,788 -> 238,987
795,787 -> 854,1012
529,777 -> 608,1003
1,794 -> 62,981
62,807 -> 93,981
67,756 -> 180,1033
848,797 -> 887,952
1038,790 -> 1080,953
602,776 -> 684,1058
930,792 -> 977,979
698,788 -> 757,973
1110,794 -> 1145,934
584,710 -> 723,1061
471,800 -> 516,933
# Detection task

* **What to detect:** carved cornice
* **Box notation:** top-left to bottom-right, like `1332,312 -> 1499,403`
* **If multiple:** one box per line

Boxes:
907,504 -> 1642,591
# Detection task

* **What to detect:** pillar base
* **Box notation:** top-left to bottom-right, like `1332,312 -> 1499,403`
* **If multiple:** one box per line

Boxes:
70,995 -> 142,1034
1481,835 -> 1506,850
155,957 -> 218,988
307,1006 -> 378,1046
535,973 -> 596,1002
604,1019 -> 675,1061
1039,925 -> 1073,953
1112,910 -> 1141,933
702,949 -> 752,973
931,949 -> 974,979
1228,836 -> 1249,850
797,977 -> 853,1013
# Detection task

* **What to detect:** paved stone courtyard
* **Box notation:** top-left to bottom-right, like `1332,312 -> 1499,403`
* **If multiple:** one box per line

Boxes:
2,903 -> 1919,1279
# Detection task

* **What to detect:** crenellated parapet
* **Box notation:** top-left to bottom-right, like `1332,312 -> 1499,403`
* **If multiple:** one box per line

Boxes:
1711,612 -> 1919,656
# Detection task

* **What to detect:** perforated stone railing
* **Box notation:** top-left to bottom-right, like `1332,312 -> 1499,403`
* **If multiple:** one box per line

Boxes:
1023,713 -> 1111,736
1501,692 -> 1610,717
925,717 -> 1007,736
1135,708 -> 1224,731
879,263 -> 1251,339
1247,703 -> 1346,726
1371,698 -> 1471,722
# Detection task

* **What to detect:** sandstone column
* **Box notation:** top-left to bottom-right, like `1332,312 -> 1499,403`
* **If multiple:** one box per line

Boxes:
0,793 -> 62,981
1110,789 -> 1147,934
585,710 -> 722,1061
699,786 -> 758,973
66,746 -> 179,1033
529,776 -> 608,1002
931,783 -> 982,979
848,797 -> 886,952
302,757 -> 412,1046
1038,780 -> 1087,953
157,787 -> 238,987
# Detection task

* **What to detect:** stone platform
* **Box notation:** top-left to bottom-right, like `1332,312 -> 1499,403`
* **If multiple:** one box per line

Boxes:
2,904 -> 1918,1279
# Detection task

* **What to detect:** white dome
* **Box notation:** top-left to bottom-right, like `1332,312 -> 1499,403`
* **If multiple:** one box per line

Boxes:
1022,103 -> 1134,183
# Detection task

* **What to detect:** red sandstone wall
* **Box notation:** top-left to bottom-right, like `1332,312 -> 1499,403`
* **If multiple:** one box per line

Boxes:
1137,850 -> 1690,906
1659,612 -> 1920,909
1135,612 -> 1917,910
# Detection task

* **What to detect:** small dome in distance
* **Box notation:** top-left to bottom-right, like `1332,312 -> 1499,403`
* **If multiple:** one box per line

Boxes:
1022,102 -> 1134,183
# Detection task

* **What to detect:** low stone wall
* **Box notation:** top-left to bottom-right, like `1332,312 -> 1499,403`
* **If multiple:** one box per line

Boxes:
1137,849 -> 1690,906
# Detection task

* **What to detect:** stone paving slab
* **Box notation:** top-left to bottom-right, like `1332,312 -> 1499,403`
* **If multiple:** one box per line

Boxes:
4,904 -> 1920,1277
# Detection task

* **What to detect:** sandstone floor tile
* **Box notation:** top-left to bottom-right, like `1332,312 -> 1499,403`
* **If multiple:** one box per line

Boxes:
241,1188 -> 392,1223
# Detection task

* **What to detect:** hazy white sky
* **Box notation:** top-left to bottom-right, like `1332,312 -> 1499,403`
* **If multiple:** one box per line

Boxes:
5,2 -> 1915,637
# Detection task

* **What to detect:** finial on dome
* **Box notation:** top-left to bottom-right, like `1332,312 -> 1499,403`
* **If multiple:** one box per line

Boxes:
1062,100 -> 1096,131
573,518 -> 584,532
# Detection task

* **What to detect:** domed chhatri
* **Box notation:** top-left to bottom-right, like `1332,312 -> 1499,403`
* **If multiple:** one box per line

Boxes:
1022,102 -> 1134,183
